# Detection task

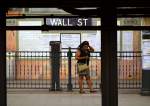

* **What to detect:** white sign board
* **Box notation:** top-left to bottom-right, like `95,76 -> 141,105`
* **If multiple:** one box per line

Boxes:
142,56 -> 150,69
142,41 -> 150,55
60,33 -> 81,48
18,21 -> 60,51
122,31 -> 133,51
142,40 -> 150,70
19,31 -> 59,51
82,32 -> 101,51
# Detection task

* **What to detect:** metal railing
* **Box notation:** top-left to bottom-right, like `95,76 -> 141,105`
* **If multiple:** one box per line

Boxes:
6,50 -> 142,89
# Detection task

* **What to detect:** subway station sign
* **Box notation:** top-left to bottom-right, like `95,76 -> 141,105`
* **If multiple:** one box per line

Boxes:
46,18 -> 92,26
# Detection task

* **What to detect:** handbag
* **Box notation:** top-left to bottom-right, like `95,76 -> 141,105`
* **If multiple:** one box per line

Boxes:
78,63 -> 89,72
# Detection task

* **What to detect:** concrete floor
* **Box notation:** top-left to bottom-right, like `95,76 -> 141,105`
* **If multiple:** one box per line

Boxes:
7,89 -> 150,106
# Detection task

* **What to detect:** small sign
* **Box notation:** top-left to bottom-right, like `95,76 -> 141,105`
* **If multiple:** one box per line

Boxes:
6,19 -> 16,26
123,18 -> 141,26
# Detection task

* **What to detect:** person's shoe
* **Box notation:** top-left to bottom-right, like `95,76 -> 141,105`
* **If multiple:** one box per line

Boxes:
79,90 -> 85,94
90,90 -> 97,93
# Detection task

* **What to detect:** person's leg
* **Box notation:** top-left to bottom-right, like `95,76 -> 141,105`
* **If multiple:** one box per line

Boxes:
79,76 -> 84,93
86,76 -> 94,91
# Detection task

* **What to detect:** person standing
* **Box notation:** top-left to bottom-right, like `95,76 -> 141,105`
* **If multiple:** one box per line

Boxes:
75,41 -> 96,93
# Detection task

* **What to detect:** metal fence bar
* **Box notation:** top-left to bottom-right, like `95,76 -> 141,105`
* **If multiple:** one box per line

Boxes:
6,50 -> 142,89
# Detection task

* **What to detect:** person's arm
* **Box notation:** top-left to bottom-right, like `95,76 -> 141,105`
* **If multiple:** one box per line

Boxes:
75,49 -> 88,60
88,45 -> 94,52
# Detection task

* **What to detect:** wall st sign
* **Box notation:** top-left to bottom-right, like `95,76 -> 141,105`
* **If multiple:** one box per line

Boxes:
46,18 -> 91,26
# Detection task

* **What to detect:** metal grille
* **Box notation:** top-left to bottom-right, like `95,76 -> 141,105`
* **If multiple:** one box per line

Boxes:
6,50 -> 142,89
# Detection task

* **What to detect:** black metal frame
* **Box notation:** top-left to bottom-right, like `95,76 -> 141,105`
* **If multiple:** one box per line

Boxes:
0,8 -> 6,106
5,0 -> 150,8
1,0 -> 150,106
101,3 -> 117,106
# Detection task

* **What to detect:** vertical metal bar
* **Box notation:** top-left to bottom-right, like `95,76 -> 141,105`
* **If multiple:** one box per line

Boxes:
127,52 -> 129,88
18,51 -> 20,88
136,52 -> 139,88
95,52 -> 98,89
40,51 -> 43,88
15,51 -> 18,88
124,54 -> 126,88
67,47 -> 73,91
21,52 -> 23,88
8,52 -> 11,88
137,52 -> 139,88
23,51 -> 25,88
135,52 -> 139,88
13,53 -> 15,88
117,51 -> 120,89
42,51 -> 44,88
9,55 -> 11,85
101,1 -> 118,106
22,52 -> 25,88
19,52 -> 21,88
46,51 -> 48,88
25,52 -> 27,88
131,52 -> 133,88
129,52 -> 132,88
43,17 -> 46,25
12,51 -> 16,88
37,51 -> 40,88
90,53 -> 93,89
29,51 -> 32,88
136,52 -> 138,88
125,52 -> 128,88
30,51 -> 33,88
75,58 -> 78,89
64,53 -> 67,89
37,52 -> 40,88
60,52 -> 63,88
26,51 -> 30,88
0,8 -> 6,106
34,52 -> 37,88
32,51 -> 34,89
133,51 -> 136,88
119,51 -> 124,88
123,52 -> 125,88
139,51 -> 142,88
127,52 -> 130,88
48,51 -> 50,88
119,52 -> 122,88
27,51 -> 29,88
99,52 -> 101,89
